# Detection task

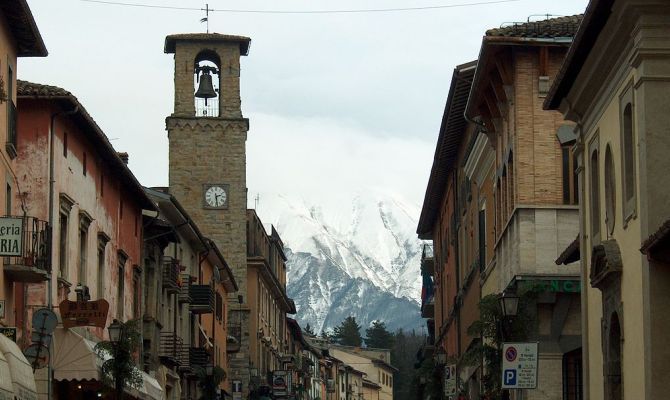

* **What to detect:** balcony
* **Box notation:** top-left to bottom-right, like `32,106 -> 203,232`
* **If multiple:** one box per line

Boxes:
227,326 -> 241,353
189,347 -> 209,369
159,332 -> 183,367
3,216 -> 50,283
421,243 -> 434,276
162,257 -> 180,294
421,296 -> 435,318
178,274 -> 192,303
189,284 -> 214,314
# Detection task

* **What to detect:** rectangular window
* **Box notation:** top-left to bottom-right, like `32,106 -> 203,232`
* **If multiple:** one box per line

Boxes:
79,227 -> 88,285
63,132 -> 68,157
133,268 -> 141,319
562,147 -> 578,205
120,200 -> 124,220
59,213 -> 68,278
83,152 -> 87,176
5,184 -> 11,215
100,172 -> 104,197
7,63 -> 16,152
97,243 -> 105,298
478,208 -> 486,271
117,254 -> 127,318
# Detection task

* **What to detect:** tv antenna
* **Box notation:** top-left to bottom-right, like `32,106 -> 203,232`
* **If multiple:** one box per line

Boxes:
200,3 -> 210,33
254,193 -> 260,209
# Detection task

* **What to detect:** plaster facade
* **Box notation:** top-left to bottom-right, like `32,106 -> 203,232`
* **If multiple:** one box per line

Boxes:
547,2 -> 670,399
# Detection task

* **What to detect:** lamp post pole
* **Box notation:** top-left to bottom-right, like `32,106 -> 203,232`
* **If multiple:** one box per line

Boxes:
498,292 -> 519,400
108,319 -> 124,400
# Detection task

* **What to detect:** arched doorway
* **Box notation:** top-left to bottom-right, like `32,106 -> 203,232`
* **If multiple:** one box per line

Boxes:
607,312 -> 622,400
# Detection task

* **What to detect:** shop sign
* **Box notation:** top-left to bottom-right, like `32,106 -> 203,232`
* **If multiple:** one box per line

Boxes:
232,380 -> 242,400
0,327 -> 16,342
0,300 -> 5,319
0,217 -> 22,257
59,299 -> 109,328
272,370 -> 288,397
443,364 -> 456,397
501,342 -> 538,389
519,279 -> 581,293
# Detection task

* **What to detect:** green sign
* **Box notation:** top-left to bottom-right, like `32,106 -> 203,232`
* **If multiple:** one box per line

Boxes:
519,280 -> 581,293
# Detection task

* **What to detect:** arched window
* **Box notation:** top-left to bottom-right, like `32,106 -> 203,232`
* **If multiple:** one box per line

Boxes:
590,146 -> 600,242
194,50 -> 221,117
604,145 -> 616,235
621,98 -> 636,220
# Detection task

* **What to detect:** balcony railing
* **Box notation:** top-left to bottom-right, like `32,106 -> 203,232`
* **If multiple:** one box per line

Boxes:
162,257 -> 180,294
3,216 -> 50,283
421,296 -> 435,318
178,273 -> 192,303
421,243 -> 434,276
189,284 -> 214,314
159,332 -> 183,367
227,326 -> 241,353
189,347 -> 209,369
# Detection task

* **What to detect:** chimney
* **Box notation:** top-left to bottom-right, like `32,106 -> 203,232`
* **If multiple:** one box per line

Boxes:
117,152 -> 129,165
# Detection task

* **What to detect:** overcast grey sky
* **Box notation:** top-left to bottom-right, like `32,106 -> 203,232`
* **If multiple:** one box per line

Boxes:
20,0 -> 588,209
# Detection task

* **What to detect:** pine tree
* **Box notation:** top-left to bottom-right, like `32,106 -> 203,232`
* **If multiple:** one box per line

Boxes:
364,320 -> 395,349
332,316 -> 363,346
304,323 -> 315,336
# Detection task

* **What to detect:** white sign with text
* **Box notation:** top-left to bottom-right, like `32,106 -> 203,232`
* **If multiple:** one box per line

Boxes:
501,342 -> 538,389
0,218 -> 22,257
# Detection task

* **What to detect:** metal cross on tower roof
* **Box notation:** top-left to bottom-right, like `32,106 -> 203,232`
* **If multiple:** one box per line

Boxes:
200,3 -> 210,33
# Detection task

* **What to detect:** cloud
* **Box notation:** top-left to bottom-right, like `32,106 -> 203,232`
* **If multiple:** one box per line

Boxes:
247,112 -> 434,207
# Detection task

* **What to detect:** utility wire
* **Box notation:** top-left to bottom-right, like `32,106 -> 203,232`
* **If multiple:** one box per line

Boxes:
80,0 -> 522,14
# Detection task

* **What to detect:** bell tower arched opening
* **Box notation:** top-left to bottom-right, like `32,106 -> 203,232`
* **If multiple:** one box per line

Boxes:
194,50 -> 221,117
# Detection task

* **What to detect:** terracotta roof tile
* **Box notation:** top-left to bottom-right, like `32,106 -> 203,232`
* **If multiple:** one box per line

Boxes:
486,15 -> 583,38
17,80 -> 71,97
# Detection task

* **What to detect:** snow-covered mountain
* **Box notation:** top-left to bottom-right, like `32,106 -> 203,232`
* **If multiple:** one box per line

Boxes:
254,191 -> 425,333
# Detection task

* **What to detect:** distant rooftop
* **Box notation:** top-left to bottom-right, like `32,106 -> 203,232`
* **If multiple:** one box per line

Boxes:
486,15 -> 583,39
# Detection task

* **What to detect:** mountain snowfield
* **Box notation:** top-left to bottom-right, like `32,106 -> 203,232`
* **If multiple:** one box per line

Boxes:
254,190 -> 425,333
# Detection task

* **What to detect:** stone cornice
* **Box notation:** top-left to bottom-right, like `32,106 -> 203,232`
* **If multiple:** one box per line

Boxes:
166,116 -> 249,131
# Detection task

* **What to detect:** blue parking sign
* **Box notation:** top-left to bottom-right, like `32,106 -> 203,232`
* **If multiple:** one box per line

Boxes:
504,369 -> 517,386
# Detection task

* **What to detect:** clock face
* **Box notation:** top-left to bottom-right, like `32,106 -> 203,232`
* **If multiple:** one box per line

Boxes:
204,185 -> 228,208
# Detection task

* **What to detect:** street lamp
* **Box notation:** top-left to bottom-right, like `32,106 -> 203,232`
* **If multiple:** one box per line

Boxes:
498,291 -> 519,400
107,319 -> 126,400
499,291 -> 519,318
435,347 -> 447,366
108,319 -> 123,343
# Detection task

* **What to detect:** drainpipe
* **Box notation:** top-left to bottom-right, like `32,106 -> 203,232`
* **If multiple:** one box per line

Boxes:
47,105 -> 78,400
452,171 -> 462,389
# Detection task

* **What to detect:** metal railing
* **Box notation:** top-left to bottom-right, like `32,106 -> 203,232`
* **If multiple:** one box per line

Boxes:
3,216 -> 50,282
159,331 -> 183,367
189,284 -> 214,314
162,257 -> 180,294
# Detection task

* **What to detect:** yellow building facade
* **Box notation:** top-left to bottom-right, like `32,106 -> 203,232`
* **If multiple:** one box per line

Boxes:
547,1 -> 670,399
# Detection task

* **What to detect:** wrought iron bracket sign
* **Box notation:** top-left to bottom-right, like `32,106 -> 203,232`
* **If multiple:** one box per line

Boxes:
59,299 -> 109,328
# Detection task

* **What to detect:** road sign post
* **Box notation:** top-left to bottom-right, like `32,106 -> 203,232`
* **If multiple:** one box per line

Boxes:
501,342 -> 538,389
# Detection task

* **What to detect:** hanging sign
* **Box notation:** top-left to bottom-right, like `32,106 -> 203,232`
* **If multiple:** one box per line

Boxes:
444,364 -> 457,397
59,299 -> 109,328
0,217 -> 22,257
501,342 -> 538,389
272,370 -> 288,397
0,327 -> 16,342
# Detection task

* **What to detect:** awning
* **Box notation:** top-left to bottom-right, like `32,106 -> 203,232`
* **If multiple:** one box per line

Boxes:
0,347 -> 13,400
0,333 -> 38,400
52,328 -> 163,400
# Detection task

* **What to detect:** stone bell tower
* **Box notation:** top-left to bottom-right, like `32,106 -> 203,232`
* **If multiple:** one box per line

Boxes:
164,33 -> 251,392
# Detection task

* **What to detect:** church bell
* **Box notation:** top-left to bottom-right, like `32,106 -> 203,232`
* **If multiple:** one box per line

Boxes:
195,68 -> 217,101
